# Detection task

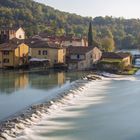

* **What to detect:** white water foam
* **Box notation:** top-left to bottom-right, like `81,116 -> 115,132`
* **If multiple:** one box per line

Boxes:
102,72 -> 137,81
8,79 -> 110,140
2,73 -> 137,140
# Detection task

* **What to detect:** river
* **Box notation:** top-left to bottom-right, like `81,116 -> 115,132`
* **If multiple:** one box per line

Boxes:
5,71 -> 138,140
0,70 -> 89,121
1,50 -> 140,140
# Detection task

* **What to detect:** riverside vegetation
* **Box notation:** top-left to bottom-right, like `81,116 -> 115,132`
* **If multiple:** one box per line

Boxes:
1,0 -> 140,51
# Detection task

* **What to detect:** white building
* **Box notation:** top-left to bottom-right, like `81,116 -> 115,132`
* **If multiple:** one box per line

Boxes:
66,46 -> 102,70
0,27 -> 25,44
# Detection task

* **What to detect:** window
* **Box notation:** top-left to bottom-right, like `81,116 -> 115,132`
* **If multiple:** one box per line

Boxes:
77,54 -> 80,59
38,50 -> 41,55
19,35 -> 22,38
43,50 -> 47,55
3,59 -> 9,63
3,51 -> 9,55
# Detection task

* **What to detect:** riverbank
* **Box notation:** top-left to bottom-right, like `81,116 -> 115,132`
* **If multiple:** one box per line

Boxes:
119,67 -> 139,75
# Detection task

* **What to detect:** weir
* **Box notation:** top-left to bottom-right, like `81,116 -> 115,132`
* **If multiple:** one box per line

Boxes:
0,74 -> 103,140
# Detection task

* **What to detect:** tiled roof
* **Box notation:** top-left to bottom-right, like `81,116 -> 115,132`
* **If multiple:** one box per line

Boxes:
25,38 -> 45,46
0,38 -> 25,50
38,34 -> 86,42
0,43 -> 18,50
67,46 -> 94,55
29,41 -> 50,48
10,38 -> 24,44
102,52 -> 131,59
27,38 -> 64,49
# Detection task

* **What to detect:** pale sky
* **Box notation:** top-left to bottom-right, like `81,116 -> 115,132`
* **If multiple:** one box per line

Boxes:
35,0 -> 140,19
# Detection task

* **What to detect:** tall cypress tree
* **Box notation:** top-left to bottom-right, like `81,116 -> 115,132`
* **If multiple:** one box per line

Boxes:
88,21 -> 93,46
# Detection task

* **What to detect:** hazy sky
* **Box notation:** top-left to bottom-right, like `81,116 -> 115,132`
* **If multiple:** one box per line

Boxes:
35,0 -> 140,19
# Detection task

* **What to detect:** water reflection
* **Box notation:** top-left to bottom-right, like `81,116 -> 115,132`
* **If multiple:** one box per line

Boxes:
30,72 -> 66,90
0,71 -> 90,95
0,71 -> 67,94
0,73 -> 29,94
0,70 -> 91,121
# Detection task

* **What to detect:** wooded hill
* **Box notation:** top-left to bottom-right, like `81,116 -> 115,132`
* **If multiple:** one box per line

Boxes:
1,0 -> 140,50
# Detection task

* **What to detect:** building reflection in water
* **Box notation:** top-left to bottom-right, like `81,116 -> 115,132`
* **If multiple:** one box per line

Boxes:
14,74 -> 29,89
0,70 -> 89,94
0,71 -> 66,94
57,72 -> 65,86
0,73 -> 29,94
30,72 -> 66,90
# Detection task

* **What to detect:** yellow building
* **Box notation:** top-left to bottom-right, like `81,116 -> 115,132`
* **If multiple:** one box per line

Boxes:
102,52 -> 132,67
29,41 -> 66,67
100,52 -> 132,71
0,40 -> 29,68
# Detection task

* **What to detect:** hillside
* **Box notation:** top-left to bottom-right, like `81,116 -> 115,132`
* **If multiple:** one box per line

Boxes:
0,0 -> 90,37
0,0 -> 140,49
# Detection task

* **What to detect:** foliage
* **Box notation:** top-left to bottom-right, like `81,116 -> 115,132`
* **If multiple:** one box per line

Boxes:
121,67 -> 139,75
1,0 -> 140,50
101,37 -> 115,52
88,22 -> 93,46
0,0 -> 90,37
92,17 -> 140,50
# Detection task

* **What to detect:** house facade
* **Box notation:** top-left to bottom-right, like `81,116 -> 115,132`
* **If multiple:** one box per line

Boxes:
102,52 -> 131,66
0,27 -> 25,44
100,52 -> 132,71
29,41 -> 66,67
66,46 -> 102,70
0,42 -> 29,68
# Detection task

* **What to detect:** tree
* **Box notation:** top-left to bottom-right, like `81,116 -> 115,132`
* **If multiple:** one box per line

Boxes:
101,37 -> 115,52
122,34 -> 136,49
88,22 -> 93,46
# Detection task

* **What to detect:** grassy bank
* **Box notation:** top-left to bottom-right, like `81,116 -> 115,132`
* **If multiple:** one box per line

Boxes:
120,67 -> 139,75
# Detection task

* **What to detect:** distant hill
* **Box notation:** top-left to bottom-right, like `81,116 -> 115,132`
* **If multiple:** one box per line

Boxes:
0,0 -> 140,49
0,0 -> 90,37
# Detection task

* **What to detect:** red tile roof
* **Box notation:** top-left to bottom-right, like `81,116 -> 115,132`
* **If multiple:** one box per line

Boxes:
102,52 -> 131,59
0,38 -> 25,50
67,46 -> 94,55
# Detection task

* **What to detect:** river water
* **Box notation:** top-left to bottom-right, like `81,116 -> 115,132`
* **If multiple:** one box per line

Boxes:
1,53 -> 140,140
0,71 -> 89,121
6,72 -> 139,140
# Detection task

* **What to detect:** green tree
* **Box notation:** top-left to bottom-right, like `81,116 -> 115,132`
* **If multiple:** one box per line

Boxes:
101,37 -> 115,52
88,22 -> 93,46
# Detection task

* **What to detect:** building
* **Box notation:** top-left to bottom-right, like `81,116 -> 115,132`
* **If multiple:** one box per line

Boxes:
35,34 -> 88,47
0,27 -> 25,44
102,52 -> 132,66
28,40 -> 66,67
0,39 -> 29,68
66,46 -> 102,70
100,52 -> 132,71
60,36 -> 88,47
